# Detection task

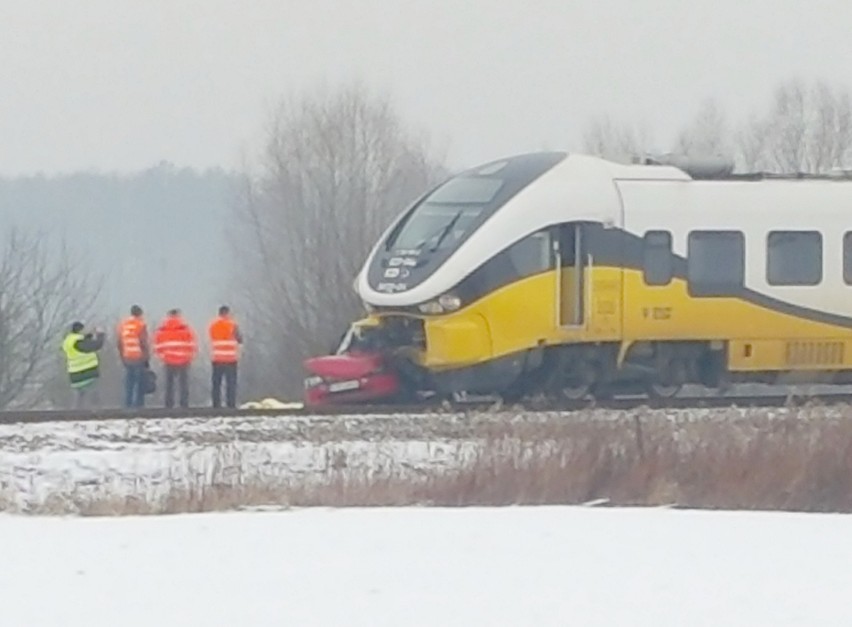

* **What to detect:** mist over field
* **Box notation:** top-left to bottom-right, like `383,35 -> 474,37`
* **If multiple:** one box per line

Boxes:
0,165 -> 237,329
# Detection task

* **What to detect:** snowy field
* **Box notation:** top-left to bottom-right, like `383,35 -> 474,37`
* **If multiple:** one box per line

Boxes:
0,409 -> 621,512
1,403 -> 849,512
2,505 -> 851,626
0,413 -> 480,511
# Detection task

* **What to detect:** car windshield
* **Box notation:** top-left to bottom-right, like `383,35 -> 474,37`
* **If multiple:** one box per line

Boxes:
388,176 -> 504,251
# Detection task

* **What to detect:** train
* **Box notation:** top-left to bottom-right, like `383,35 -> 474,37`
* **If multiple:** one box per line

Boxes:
303,150 -> 852,405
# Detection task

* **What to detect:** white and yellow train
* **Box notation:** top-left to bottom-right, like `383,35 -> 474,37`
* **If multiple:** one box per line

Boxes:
348,151 -> 852,400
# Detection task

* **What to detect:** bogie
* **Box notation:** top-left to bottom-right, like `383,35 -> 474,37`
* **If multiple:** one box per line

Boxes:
494,341 -> 727,403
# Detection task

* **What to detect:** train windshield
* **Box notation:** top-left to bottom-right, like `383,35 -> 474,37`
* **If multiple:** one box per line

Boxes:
388,177 -> 504,252
368,152 -> 568,293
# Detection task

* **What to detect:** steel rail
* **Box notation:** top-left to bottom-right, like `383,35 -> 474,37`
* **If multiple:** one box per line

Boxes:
0,392 -> 850,425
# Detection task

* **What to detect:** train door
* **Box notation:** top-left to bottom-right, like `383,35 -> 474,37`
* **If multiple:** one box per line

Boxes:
556,222 -> 622,339
557,223 -> 587,327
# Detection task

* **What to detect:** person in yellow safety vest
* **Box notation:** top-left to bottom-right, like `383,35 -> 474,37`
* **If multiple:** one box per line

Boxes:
62,321 -> 106,409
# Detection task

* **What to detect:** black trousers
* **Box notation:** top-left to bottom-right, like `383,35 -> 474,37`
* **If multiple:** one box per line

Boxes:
165,365 -> 190,408
212,362 -> 238,408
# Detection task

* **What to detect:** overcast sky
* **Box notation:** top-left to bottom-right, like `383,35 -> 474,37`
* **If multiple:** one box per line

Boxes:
2,0 -> 851,175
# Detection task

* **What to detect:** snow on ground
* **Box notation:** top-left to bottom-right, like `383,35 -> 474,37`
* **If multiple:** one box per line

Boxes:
0,414 -> 480,510
0,404 -> 848,511
1,505 -> 851,626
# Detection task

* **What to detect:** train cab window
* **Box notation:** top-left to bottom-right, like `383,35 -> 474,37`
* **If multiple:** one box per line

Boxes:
506,230 -> 553,278
453,230 -> 554,305
687,230 -> 744,296
767,231 -> 822,286
642,230 -> 673,286
843,232 -> 852,285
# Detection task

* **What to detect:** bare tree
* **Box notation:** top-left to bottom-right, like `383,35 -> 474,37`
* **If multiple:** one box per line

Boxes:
768,79 -> 809,172
735,113 -> 772,171
738,78 -> 852,173
673,97 -> 730,156
0,229 -> 102,409
232,83 -> 446,397
809,81 -> 852,171
581,114 -> 653,163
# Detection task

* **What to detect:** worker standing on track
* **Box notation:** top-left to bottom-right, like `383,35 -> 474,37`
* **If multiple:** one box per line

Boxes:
153,309 -> 198,408
208,305 -> 243,408
61,322 -> 106,409
117,305 -> 149,408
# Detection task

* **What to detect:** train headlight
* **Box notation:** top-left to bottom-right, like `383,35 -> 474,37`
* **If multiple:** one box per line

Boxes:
438,294 -> 461,311
418,301 -> 444,314
417,293 -> 462,314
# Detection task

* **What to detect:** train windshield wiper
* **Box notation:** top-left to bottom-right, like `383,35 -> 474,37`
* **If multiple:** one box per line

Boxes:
426,210 -> 463,252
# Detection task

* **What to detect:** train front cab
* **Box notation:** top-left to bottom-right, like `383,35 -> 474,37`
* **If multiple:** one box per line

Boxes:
386,219 -> 762,400
392,220 -> 625,397
396,218 -> 740,400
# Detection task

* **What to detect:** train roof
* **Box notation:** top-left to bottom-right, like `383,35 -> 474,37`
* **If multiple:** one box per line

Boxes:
624,153 -> 852,182
477,153 -> 852,189
461,151 -> 852,184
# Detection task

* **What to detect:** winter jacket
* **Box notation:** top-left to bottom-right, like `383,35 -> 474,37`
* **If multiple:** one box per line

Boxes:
153,315 -> 198,367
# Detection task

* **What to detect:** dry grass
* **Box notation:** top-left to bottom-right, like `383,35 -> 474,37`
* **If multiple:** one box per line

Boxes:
7,404 -> 852,516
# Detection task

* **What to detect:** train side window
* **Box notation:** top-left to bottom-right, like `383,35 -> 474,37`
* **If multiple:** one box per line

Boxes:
642,230 -> 673,286
455,230 -> 554,304
844,232 -> 852,285
506,230 -> 553,278
767,231 -> 821,286
687,230 -> 744,297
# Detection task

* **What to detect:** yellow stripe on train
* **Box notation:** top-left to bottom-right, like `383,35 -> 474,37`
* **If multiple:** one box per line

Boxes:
403,266 -> 852,373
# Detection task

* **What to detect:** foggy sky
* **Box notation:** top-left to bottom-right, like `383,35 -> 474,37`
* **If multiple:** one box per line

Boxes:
2,0 -> 852,175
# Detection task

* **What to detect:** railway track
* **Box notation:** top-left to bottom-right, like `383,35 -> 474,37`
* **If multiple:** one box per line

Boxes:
1,390 -> 852,425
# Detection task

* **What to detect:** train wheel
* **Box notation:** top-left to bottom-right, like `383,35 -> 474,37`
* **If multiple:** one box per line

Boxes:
500,367 -> 543,404
559,383 -> 592,400
553,359 -> 598,401
646,381 -> 683,399
646,354 -> 687,399
538,350 -> 603,404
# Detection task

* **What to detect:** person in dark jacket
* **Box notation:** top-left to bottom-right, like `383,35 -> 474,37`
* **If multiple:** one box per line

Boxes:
61,321 -> 106,409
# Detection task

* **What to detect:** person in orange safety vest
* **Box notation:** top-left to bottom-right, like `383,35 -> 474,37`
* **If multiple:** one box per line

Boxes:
208,305 -> 243,408
116,304 -> 149,408
153,308 -> 198,408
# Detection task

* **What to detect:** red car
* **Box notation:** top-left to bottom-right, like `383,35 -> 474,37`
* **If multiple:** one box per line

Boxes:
303,351 -> 401,406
